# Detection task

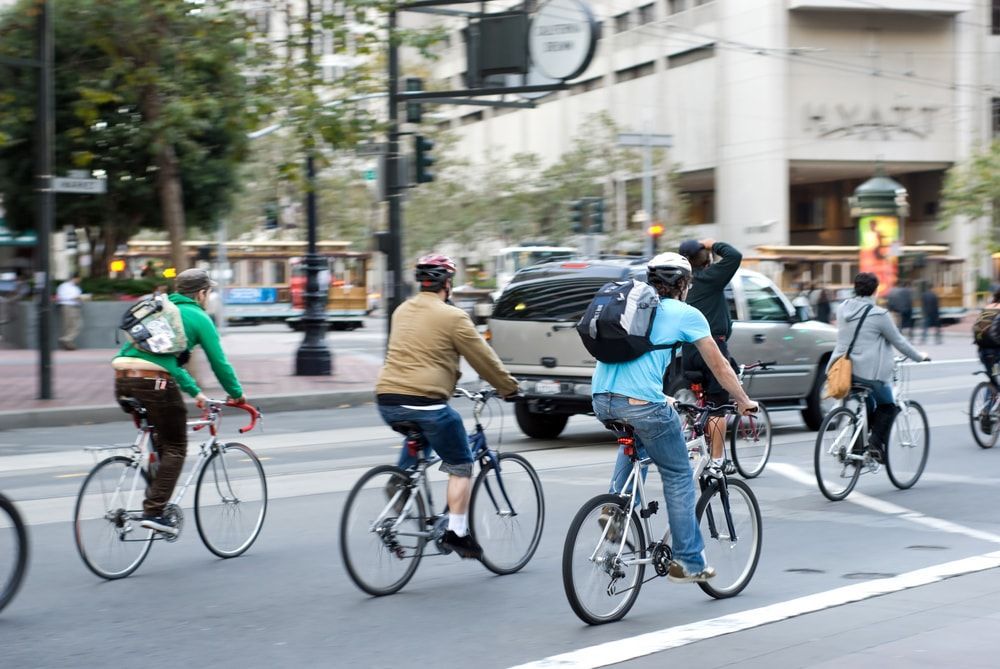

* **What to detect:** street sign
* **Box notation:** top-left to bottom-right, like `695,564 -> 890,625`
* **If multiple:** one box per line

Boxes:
356,142 -> 387,156
364,169 -> 377,182
617,133 -> 673,148
52,177 -> 106,194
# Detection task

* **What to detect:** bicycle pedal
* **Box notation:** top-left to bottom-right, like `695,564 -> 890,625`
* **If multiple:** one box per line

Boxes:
640,501 -> 659,518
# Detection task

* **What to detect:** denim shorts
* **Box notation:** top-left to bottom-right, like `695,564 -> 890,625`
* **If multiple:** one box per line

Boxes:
377,403 -> 474,477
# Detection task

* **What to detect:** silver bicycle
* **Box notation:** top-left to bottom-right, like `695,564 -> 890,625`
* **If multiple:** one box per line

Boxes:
814,356 -> 929,501
73,399 -> 266,579
562,403 -> 762,625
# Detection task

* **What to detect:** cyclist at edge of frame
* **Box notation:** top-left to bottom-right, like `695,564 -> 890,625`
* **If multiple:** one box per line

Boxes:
827,272 -> 929,463
592,252 -> 757,584
973,289 -> 1000,422
111,268 -> 247,536
677,237 -> 744,474
374,254 -> 520,560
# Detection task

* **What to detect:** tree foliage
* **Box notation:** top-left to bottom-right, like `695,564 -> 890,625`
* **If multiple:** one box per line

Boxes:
940,139 -> 1000,250
0,0 -> 260,275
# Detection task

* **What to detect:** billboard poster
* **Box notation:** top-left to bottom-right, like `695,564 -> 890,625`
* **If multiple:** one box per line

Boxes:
858,215 -> 899,297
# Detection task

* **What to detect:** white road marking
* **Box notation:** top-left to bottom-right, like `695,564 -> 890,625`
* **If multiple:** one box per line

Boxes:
508,550 -> 1000,669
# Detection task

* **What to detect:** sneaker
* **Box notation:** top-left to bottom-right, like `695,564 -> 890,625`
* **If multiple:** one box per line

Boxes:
384,474 -> 408,514
140,515 -> 178,536
439,530 -> 483,560
598,505 -> 623,542
980,413 -> 994,436
667,561 -> 716,583
867,446 -> 885,463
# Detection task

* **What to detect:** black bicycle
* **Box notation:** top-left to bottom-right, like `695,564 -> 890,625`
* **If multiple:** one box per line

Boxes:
0,492 -> 29,613
340,388 -> 545,596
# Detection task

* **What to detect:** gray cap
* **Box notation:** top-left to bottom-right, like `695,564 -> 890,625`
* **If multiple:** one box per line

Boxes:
175,268 -> 217,294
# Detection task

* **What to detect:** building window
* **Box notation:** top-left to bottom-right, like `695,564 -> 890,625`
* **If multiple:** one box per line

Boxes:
638,3 -> 656,25
614,12 -> 631,33
668,0 -> 686,13
615,61 -> 655,83
993,0 -> 1000,35
993,98 -> 1000,137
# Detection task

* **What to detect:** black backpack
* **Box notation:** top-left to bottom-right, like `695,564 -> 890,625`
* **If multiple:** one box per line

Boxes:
973,308 -> 1000,347
576,279 -> 676,363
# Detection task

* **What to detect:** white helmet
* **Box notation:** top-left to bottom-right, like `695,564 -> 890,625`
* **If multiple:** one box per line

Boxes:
647,252 -> 692,286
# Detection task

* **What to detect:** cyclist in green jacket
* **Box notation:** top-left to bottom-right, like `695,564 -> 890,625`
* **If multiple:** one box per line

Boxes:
111,268 -> 245,535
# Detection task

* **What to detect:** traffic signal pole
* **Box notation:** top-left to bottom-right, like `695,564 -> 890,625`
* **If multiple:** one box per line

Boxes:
36,0 -> 54,399
385,8 -> 405,337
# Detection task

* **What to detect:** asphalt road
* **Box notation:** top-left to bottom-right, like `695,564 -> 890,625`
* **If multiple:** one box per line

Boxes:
2,355 -> 998,668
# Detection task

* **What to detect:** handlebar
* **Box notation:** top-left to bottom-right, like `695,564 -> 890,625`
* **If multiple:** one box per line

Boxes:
742,360 -> 776,371
194,399 -> 262,434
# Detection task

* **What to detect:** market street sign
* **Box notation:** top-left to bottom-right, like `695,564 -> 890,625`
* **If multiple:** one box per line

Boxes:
52,177 -> 107,194
528,0 -> 598,81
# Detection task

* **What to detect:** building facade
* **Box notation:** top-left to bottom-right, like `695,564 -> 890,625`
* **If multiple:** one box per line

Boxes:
425,0 -> 1000,301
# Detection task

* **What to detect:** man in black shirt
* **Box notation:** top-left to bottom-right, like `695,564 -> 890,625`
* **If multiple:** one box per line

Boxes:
677,238 -> 743,469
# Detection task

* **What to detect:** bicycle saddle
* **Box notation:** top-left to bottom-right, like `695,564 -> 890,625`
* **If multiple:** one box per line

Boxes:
117,396 -> 147,417
389,421 -> 423,436
683,370 -> 705,383
602,420 -> 635,437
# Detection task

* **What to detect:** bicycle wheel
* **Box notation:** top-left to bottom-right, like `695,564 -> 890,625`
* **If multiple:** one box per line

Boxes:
969,382 -> 1000,449
470,453 -> 545,575
562,494 -> 646,625
885,400 -> 929,490
729,403 -> 772,479
697,478 -> 761,599
814,407 -> 862,501
73,456 -> 153,579
0,493 -> 28,613
194,442 -> 267,558
340,465 -> 426,596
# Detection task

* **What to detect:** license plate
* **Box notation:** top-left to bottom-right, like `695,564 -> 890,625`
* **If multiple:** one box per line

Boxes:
535,380 -> 561,395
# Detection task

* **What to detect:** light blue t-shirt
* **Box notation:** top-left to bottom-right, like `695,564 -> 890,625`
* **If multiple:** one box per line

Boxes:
591,298 -> 711,403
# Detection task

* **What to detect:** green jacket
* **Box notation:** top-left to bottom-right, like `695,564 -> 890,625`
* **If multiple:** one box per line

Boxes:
116,293 -> 243,399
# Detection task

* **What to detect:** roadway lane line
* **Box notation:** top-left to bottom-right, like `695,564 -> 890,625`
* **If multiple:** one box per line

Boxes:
768,462 -> 1000,545
508,550 -> 1000,669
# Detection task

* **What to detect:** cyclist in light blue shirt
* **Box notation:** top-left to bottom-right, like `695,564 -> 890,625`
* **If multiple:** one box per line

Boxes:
592,252 -> 757,583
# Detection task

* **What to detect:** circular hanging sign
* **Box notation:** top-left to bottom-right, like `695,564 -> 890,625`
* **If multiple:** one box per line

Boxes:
528,0 -> 598,82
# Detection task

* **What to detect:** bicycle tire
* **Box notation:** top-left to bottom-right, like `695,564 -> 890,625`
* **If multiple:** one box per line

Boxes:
729,403 -> 772,479
340,465 -> 426,596
0,493 -> 28,613
194,442 -> 268,558
814,407 -> 862,501
562,494 -> 646,625
470,452 -> 545,575
696,477 -> 762,599
885,400 -> 929,490
73,455 -> 153,580
969,382 -> 1000,449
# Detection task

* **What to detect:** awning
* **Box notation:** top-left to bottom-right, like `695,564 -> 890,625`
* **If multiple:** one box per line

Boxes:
0,221 -> 37,247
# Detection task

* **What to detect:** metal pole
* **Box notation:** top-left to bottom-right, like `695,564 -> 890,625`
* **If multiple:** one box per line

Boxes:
642,136 -> 653,258
385,9 -> 405,338
36,0 -> 54,399
295,0 -> 332,375
215,219 -> 227,337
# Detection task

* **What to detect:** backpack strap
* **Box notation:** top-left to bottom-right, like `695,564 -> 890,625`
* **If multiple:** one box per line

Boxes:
846,305 -> 874,357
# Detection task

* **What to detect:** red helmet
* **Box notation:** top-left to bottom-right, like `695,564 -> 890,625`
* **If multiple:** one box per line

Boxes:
415,254 -> 456,287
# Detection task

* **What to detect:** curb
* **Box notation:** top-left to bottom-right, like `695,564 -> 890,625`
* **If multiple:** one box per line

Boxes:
0,389 -> 380,432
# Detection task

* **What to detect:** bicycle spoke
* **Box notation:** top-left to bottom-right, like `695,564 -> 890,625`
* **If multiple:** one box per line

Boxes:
698,479 -> 761,599
195,443 -> 267,558
471,453 -> 544,575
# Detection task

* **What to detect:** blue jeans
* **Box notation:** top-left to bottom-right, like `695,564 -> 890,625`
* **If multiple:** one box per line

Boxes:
592,393 -> 705,572
377,404 -> 474,477
852,377 -> 893,413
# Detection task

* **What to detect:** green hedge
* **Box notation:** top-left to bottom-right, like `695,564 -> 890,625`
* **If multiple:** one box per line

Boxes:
80,277 -> 167,299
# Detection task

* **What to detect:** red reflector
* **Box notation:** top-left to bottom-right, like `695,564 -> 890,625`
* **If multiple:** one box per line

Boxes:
618,437 -> 634,447
561,262 -> 590,269
623,445 -> 635,457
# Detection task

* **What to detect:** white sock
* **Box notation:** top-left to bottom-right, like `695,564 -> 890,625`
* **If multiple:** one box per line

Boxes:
448,513 -> 468,536
712,457 -> 725,467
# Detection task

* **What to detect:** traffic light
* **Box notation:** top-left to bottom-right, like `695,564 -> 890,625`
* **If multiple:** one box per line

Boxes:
264,203 -> 279,230
414,134 -> 435,184
65,227 -> 78,251
591,198 -> 605,234
570,199 -> 586,233
647,223 -> 664,253
405,77 -> 423,124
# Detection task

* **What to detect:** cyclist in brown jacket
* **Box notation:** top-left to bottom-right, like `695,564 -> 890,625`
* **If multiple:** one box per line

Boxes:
375,254 -> 519,559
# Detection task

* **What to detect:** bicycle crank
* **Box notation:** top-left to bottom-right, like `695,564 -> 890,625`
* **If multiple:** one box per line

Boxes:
161,503 -> 183,543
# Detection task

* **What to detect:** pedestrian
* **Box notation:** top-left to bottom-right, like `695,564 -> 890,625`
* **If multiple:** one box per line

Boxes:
56,274 -> 83,350
791,282 -> 813,321
140,261 -> 157,278
920,282 -> 942,345
887,281 -> 914,338
814,286 -> 832,324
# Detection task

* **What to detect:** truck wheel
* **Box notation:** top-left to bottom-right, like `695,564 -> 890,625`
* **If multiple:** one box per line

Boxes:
514,402 -> 569,439
802,363 -> 832,431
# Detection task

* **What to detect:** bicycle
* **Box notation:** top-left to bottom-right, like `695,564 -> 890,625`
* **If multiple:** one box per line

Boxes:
969,363 -> 1000,449
814,356 -> 929,501
0,492 -> 29,613
562,402 -> 762,625
339,388 -> 545,596
73,398 -> 266,580
674,360 -> 774,478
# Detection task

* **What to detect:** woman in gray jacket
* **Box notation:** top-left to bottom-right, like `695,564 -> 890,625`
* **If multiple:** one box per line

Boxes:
827,272 -> 929,460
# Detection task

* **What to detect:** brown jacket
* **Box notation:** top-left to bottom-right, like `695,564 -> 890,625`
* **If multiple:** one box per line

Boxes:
375,292 -> 518,400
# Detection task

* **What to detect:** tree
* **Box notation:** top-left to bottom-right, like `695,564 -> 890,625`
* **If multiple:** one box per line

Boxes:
0,0 -> 260,274
940,140 -> 1000,251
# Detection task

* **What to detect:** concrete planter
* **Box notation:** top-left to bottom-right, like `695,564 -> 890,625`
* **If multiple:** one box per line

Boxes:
2,299 -> 132,349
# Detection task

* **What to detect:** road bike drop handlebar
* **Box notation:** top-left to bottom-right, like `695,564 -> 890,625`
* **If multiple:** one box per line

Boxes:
452,387 -> 523,403
192,399 -> 262,434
